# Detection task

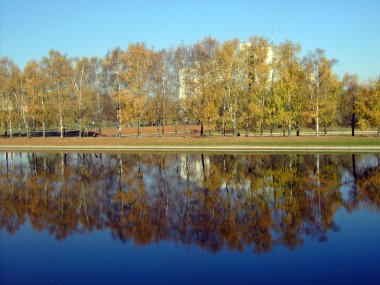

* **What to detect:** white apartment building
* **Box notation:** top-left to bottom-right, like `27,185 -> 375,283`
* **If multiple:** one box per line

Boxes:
178,41 -> 274,100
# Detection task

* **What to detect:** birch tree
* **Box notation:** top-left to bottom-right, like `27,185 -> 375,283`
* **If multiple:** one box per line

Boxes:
318,59 -> 340,135
121,43 -> 154,137
215,39 -> 245,136
0,57 -> 21,138
88,57 -> 103,134
273,41 -> 302,136
150,49 -> 176,136
41,50 -> 71,138
174,43 -> 193,136
24,60 -> 48,137
341,73 -> 359,136
71,57 -> 97,137
245,37 -> 271,135
103,48 -> 125,137
303,49 -> 337,136
186,37 -> 219,136
357,78 -> 380,136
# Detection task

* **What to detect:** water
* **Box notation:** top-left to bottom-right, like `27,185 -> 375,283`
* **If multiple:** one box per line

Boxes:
1,152 -> 380,285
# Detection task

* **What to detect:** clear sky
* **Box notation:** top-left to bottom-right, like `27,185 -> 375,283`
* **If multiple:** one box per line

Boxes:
1,0 -> 379,80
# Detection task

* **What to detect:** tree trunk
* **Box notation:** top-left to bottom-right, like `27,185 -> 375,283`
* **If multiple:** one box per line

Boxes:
42,121 -> 46,138
316,67 -> 320,137
41,97 -> 46,138
32,118 -> 36,134
324,125 -> 327,136
116,105 -> 122,138
377,127 -> 380,137
162,80 -> 167,138
137,118 -> 141,138
26,123 -> 30,138
351,113 -> 356,137
184,122 -> 187,138
78,120 -> 82,138
296,125 -> 300,136
200,124 -> 204,137
288,121 -> 291,136
97,89 -> 102,135
59,113 -> 64,138
316,116 -> 319,137
260,91 -> 265,137
156,121 -> 160,137
8,104 -> 13,138
58,88 -> 64,138
21,109 -> 30,137
175,121 -> 178,136
222,96 -> 226,136
8,117 -> 12,138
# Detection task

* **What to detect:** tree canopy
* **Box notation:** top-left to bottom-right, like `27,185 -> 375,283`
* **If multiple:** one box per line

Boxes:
1,36 -> 379,137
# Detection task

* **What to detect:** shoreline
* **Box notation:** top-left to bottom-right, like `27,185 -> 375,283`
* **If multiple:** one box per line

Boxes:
0,136 -> 379,153
1,145 -> 380,153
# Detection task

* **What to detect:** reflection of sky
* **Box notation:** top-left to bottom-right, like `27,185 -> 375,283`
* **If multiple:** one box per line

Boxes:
1,152 -> 380,284
2,208 -> 380,285
357,154 -> 379,172
340,169 -> 354,202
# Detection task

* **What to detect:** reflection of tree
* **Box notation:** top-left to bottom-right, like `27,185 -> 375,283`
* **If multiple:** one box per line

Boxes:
356,155 -> 380,210
0,152 -> 379,254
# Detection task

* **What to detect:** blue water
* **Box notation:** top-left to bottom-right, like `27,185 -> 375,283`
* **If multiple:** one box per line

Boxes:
1,153 -> 380,284
2,208 -> 380,285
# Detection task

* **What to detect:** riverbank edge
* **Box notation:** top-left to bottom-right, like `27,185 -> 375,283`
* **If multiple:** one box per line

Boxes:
1,145 -> 380,153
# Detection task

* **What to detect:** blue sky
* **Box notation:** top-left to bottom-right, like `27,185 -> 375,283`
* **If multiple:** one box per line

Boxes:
1,0 -> 379,80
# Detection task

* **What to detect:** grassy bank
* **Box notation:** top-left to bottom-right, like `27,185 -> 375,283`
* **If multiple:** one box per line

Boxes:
0,136 -> 379,147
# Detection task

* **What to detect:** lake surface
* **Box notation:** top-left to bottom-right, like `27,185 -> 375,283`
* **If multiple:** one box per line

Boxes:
1,152 -> 380,285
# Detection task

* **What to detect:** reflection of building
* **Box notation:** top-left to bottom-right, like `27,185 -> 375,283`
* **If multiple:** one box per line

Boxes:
180,154 -> 210,185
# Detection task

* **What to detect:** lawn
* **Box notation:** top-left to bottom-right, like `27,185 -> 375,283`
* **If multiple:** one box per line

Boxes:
0,135 -> 379,148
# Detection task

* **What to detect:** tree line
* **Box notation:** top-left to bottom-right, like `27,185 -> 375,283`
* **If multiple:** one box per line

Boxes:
1,36 -> 379,138
1,152 -> 379,252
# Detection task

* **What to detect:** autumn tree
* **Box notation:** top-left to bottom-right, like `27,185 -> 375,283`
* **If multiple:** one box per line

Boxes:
41,50 -> 72,138
0,57 -> 21,138
87,57 -> 103,134
149,49 -> 176,136
121,43 -> 154,137
341,73 -> 360,136
23,60 -> 48,137
215,39 -> 245,136
185,37 -> 220,136
357,78 -> 380,136
303,49 -> 338,136
71,57 -> 98,137
103,48 -> 125,137
245,37 -> 272,135
174,43 -> 193,136
273,41 -> 302,136
317,59 -> 340,135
